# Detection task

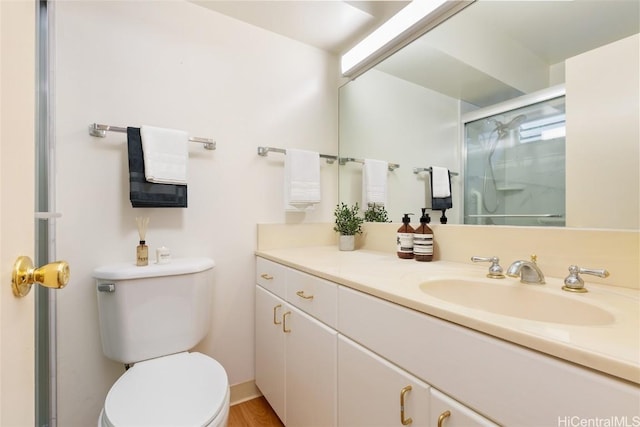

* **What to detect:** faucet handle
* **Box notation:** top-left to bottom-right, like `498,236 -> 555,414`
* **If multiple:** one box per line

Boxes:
471,256 -> 505,279
562,265 -> 610,293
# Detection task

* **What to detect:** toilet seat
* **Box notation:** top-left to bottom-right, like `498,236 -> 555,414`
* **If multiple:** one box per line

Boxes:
102,352 -> 228,427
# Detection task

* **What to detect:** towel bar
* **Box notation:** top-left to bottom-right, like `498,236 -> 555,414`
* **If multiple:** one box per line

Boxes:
338,157 -> 399,171
257,146 -> 337,164
89,123 -> 216,150
413,167 -> 458,176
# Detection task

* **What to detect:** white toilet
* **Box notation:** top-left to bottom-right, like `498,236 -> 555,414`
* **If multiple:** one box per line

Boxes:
93,257 -> 230,427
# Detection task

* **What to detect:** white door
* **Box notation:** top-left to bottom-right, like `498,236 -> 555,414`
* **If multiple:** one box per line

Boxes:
285,304 -> 337,427
0,1 -> 37,426
338,335 -> 430,426
430,389 -> 498,427
255,285 -> 286,423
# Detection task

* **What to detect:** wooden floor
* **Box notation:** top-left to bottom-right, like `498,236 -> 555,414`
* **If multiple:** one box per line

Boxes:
228,396 -> 284,427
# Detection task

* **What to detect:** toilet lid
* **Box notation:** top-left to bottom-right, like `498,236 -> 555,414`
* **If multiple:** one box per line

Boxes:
103,352 -> 228,427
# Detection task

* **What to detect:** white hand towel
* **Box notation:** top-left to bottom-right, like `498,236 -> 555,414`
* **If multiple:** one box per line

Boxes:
284,149 -> 321,211
362,159 -> 388,208
431,166 -> 451,198
140,125 -> 189,185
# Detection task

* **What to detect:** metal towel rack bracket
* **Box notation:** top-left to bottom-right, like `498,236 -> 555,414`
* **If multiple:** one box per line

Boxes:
338,157 -> 400,171
413,167 -> 458,176
89,123 -> 216,150
257,146 -> 337,164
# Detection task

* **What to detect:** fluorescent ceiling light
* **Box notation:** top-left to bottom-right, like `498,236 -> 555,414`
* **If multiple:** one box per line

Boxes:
341,0 -> 474,78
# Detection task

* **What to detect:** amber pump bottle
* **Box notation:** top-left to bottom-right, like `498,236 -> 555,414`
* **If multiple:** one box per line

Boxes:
414,208 -> 434,262
396,214 -> 415,259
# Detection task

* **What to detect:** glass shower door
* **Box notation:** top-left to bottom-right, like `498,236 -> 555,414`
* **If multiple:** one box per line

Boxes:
463,92 -> 566,226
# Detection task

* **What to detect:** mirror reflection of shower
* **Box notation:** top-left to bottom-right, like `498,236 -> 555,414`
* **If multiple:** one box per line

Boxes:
482,114 -> 527,213
463,88 -> 566,227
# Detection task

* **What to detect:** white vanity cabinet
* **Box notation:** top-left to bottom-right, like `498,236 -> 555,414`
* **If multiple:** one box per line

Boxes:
338,285 -> 639,426
338,334 -> 496,427
338,335 -> 431,426
255,259 -> 338,426
257,255 -> 639,426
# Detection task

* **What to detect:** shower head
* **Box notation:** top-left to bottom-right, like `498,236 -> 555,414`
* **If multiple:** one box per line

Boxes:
492,114 -> 527,137
507,114 -> 527,129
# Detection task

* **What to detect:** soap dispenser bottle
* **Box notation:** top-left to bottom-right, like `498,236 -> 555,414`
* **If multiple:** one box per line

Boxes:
414,208 -> 433,262
397,213 -> 415,259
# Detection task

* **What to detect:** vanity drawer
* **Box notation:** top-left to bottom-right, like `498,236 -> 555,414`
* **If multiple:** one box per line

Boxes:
286,268 -> 338,329
256,257 -> 287,299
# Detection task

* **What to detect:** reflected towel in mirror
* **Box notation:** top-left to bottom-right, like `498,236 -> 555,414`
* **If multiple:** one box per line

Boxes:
430,166 -> 452,210
362,159 -> 388,208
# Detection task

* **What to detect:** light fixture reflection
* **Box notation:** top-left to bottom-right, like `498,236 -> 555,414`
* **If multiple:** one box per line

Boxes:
341,0 -> 474,79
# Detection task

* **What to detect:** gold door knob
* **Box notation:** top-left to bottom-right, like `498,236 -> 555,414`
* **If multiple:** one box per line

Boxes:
11,256 -> 70,297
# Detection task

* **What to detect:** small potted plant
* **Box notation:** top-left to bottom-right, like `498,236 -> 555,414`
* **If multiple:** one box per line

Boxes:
364,204 -> 390,223
333,202 -> 364,251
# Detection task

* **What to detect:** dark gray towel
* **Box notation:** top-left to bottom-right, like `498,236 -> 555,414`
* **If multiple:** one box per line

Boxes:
127,127 -> 187,208
430,170 -> 452,210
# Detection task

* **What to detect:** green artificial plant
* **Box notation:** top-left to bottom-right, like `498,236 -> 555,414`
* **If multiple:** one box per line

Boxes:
364,204 -> 390,223
333,202 -> 364,236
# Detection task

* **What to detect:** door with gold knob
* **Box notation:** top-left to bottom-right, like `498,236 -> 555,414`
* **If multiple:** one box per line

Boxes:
1,0 -> 37,425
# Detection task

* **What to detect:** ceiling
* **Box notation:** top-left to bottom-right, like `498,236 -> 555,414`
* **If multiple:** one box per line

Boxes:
191,1 -> 409,54
191,0 -> 638,108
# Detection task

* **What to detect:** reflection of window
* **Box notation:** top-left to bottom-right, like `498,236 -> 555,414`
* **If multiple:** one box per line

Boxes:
519,114 -> 566,143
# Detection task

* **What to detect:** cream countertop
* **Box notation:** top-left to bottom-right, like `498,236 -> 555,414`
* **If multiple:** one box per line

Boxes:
256,246 -> 640,385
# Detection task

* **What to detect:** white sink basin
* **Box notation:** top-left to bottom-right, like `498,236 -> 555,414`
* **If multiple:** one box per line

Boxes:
419,279 -> 615,326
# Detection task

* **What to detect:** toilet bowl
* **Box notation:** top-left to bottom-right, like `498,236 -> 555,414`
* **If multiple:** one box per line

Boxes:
98,352 -> 229,427
93,258 -> 229,427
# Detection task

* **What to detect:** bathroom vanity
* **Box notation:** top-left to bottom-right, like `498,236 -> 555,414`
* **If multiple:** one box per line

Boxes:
255,247 -> 640,426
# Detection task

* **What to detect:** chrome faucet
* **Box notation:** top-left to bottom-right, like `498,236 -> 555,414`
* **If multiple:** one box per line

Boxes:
506,256 -> 545,284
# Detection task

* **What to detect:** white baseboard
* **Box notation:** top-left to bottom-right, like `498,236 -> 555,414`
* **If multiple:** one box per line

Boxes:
230,380 -> 262,406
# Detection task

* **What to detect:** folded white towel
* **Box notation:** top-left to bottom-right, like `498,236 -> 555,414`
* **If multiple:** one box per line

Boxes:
362,159 -> 388,208
284,149 -> 321,212
431,166 -> 451,198
140,125 -> 189,185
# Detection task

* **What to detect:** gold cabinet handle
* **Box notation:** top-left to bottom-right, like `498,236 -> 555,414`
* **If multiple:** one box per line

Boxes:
260,273 -> 274,280
273,304 -> 282,325
400,385 -> 413,425
12,256 -> 70,298
282,311 -> 291,333
437,410 -> 451,427
295,290 -> 314,300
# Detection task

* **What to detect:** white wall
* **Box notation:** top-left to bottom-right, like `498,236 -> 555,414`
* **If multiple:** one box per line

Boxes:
54,1 -> 338,425
565,33 -> 639,230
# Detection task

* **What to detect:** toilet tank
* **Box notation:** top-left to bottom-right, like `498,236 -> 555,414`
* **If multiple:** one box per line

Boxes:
92,257 -> 215,364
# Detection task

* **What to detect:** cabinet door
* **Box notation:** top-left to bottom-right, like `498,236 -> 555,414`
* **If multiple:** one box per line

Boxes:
285,305 -> 337,427
338,335 -> 430,426
255,285 -> 286,424
430,389 -> 497,427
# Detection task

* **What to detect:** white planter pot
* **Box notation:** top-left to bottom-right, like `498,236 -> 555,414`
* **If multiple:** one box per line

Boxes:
339,235 -> 355,251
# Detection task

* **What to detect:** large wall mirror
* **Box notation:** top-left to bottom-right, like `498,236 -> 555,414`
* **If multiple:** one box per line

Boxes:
339,0 -> 639,230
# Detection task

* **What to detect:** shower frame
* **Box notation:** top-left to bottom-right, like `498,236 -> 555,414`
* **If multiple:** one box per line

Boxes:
460,84 -> 566,226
